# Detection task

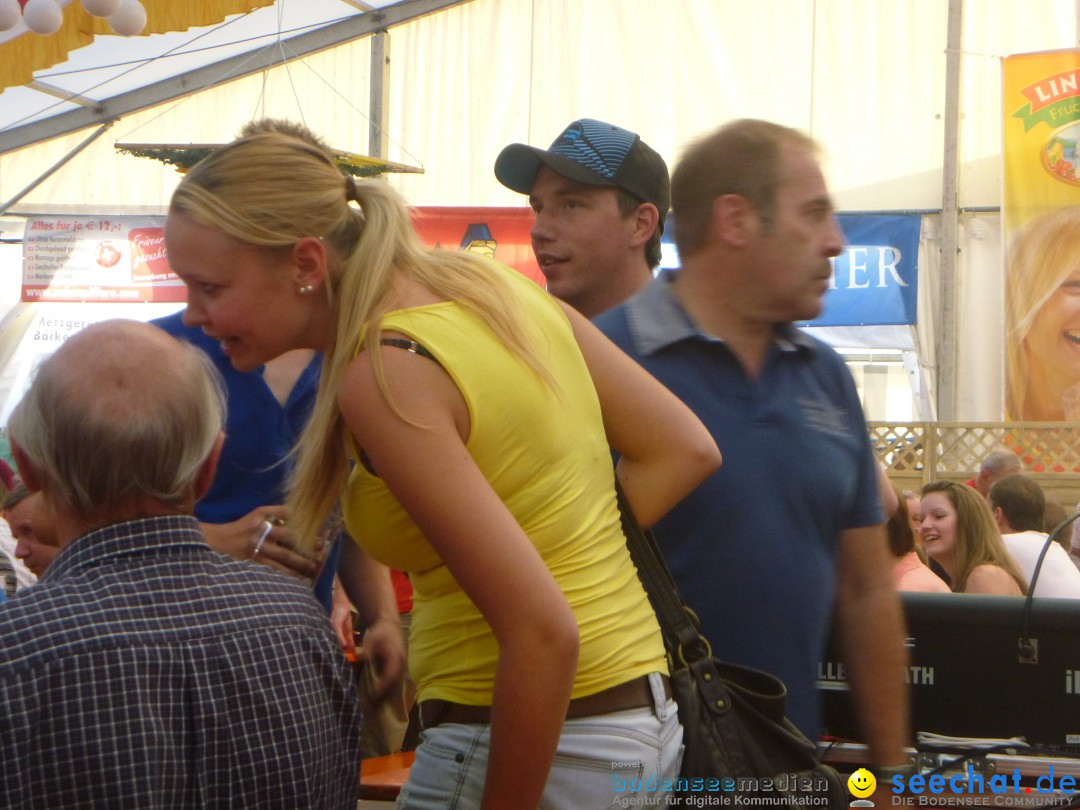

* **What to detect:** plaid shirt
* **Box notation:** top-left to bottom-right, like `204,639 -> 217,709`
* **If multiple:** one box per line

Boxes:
0,515 -> 361,809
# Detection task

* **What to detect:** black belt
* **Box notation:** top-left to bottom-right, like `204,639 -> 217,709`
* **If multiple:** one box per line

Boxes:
418,673 -> 672,729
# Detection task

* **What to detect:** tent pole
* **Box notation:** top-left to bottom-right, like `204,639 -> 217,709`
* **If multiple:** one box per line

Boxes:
369,30 -> 390,161
936,0 -> 963,421
0,125 -> 110,216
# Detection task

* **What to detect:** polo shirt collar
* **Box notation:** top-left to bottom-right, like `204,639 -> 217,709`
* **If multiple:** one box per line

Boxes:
624,270 -> 817,360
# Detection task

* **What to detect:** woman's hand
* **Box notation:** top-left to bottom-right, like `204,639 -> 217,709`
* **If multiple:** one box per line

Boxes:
329,576 -> 358,659
337,541 -> 407,698
200,505 -> 323,581
356,613 -> 407,700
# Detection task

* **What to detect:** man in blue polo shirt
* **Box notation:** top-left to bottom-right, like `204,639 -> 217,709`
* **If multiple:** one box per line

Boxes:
594,119 -> 910,768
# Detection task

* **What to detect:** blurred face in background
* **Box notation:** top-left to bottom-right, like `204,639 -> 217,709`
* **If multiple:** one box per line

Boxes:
5,492 -> 59,577
905,494 -> 923,537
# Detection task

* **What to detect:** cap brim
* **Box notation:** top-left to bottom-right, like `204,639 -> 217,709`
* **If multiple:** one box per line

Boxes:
495,143 -> 616,196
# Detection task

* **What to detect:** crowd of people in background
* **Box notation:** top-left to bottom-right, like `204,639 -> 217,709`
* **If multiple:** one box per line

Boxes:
0,112 -> 1078,809
886,449 -> 1080,598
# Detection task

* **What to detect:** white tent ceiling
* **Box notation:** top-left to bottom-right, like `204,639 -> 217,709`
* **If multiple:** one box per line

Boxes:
0,0 -> 1078,423
0,0 -> 469,154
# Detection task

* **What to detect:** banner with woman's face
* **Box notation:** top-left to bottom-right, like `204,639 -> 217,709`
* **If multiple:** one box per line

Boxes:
1004,50 -> 1080,421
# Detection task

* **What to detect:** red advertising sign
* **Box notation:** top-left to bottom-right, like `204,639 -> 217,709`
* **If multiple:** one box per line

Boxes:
22,216 -> 184,303
21,208 -> 544,303
409,206 -> 543,286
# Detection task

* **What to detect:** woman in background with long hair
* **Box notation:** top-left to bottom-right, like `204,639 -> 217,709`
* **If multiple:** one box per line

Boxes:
920,480 -> 1027,595
888,484 -> 949,593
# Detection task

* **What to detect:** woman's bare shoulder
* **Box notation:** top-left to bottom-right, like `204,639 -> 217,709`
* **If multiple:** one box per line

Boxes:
965,564 -> 1023,596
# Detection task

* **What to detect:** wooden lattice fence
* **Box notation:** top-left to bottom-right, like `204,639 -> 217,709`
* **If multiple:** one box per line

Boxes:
870,422 -> 1080,508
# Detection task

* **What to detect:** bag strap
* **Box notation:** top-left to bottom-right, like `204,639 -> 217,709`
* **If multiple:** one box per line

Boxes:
615,480 -> 733,718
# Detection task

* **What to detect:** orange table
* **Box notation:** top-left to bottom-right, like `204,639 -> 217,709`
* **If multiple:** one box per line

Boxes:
359,751 -> 415,801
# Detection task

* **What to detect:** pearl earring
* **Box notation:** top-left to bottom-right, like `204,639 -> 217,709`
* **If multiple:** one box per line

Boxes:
298,284 -> 315,295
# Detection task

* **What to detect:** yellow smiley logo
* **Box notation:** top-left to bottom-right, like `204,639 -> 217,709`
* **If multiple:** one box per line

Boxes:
847,768 -> 877,798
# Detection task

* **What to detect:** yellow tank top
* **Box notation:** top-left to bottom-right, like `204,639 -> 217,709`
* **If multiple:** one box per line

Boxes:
342,265 -> 666,705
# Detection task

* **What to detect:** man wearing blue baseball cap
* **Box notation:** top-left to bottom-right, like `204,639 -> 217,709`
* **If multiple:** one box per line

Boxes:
495,118 -> 669,317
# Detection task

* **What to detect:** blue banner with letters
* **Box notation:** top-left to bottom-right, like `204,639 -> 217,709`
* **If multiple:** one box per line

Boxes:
660,213 -> 921,326
806,214 -> 921,327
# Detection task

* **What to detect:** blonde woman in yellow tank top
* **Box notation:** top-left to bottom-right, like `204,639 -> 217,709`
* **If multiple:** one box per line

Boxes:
165,119 -> 721,809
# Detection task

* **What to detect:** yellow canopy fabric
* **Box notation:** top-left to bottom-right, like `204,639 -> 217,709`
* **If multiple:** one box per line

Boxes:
0,0 -> 275,92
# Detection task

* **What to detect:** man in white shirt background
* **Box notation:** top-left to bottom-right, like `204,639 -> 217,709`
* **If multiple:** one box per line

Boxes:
989,474 -> 1080,598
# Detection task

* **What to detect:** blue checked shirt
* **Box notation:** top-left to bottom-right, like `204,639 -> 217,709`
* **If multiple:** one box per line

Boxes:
0,515 -> 361,809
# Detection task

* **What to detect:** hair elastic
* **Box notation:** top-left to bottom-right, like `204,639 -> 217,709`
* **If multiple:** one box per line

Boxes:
344,176 -> 360,203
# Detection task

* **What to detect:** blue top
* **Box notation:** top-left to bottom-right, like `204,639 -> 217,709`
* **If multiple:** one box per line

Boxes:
594,273 -> 883,737
0,516 -> 360,810
153,312 -> 339,611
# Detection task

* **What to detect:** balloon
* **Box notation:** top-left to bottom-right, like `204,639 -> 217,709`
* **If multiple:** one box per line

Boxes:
108,0 -> 146,36
0,0 -> 21,32
23,0 -> 64,35
82,0 -> 122,17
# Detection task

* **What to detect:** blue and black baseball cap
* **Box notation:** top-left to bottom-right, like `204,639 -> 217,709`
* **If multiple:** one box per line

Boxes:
495,118 -> 670,230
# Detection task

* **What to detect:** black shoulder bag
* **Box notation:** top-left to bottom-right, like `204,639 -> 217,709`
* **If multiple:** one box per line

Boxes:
616,484 -> 849,806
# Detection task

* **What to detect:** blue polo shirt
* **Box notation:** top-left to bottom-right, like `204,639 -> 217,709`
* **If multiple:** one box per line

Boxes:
594,273 -> 883,737
153,312 -> 339,611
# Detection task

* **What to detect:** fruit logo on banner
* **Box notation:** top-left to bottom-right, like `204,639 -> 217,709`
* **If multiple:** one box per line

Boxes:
1003,50 -> 1080,421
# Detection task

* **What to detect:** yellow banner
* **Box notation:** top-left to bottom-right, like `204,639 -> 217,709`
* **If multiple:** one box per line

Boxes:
1003,49 -> 1080,420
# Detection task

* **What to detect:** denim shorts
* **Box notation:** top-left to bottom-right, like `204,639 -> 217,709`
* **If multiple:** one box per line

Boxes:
396,672 -> 683,809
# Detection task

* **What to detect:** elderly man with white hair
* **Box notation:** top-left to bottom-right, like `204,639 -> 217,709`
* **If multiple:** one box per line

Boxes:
0,319 -> 360,810
969,448 -> 1023,498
